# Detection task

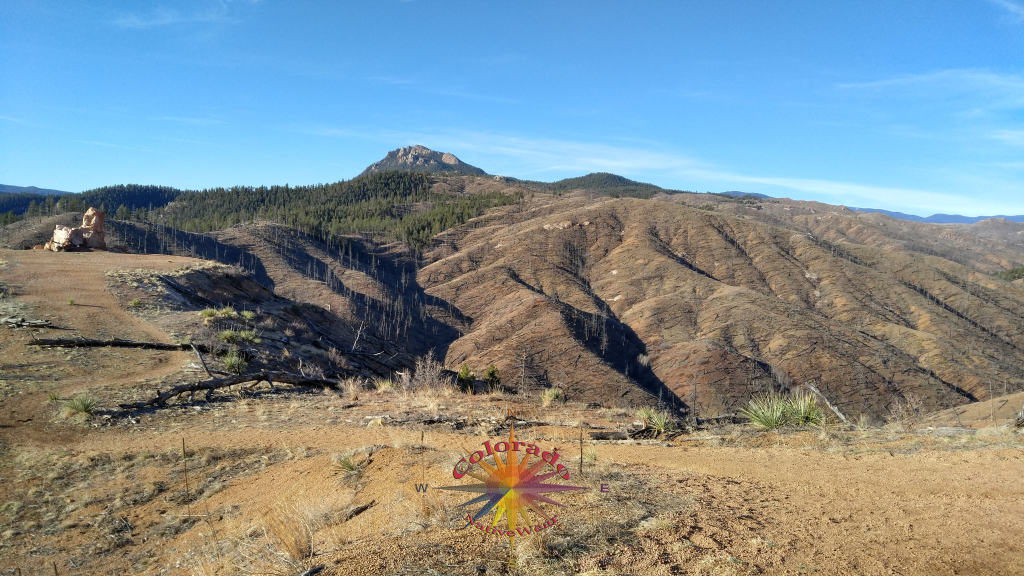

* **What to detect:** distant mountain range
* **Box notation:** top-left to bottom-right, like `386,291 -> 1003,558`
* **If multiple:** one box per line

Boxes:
849,207 -> 1024,224
4,147 -> 1021,225
0,184 -> 73,195
720,191 -> 770,199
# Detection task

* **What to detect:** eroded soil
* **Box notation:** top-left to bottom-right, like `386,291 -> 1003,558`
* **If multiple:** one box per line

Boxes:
2,248 -> 1023,576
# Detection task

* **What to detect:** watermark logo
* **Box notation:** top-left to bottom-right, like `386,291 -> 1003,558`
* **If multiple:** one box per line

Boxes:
438,424 -> 588,566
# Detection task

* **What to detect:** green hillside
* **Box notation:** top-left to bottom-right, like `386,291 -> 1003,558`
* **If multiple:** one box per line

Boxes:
994,266 -> 1024,282
0,184 -> 183,225
515,172 -> 686,199
162,171 -> 520,249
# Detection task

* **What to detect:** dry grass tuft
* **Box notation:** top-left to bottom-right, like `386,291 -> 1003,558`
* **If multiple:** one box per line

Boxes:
343,377 -> 362,400
540,387 -> 563,407
264,507 -> 314,562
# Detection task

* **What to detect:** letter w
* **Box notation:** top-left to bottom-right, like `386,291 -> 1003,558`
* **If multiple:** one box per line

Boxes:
415,483 -> 429,493
515,526 -> 532,536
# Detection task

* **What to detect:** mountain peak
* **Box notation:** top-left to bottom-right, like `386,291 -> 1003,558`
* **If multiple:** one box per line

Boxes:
360,145 -> 487,177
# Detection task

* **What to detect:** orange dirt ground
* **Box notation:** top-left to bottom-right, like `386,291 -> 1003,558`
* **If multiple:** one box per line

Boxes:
1,248 -> 1023,576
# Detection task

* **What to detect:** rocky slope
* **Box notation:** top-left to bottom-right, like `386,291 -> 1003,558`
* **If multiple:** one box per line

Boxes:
651,192 -> 1024,274
360,145 -> 486,176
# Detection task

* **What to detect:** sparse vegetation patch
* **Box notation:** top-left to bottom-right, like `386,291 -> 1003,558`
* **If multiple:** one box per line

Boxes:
62,395 -> 97,418
740,392 -> 823,430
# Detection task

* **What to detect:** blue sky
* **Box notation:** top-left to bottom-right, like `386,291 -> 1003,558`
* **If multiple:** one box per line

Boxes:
2,1 -> 1023,216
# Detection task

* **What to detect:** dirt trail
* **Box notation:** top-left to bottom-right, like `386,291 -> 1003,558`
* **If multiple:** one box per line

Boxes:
0,249 -> 198,444
39,419 -> 1024,575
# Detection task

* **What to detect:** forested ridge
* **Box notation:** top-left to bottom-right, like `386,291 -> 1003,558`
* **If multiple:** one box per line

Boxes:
0,184 -> 183,225
163,171 -> 521,248
1,173 -> 521,249
514,171 -> 687,199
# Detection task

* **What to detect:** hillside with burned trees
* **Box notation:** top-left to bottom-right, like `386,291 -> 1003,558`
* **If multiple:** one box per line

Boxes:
10,167 -> 1016,422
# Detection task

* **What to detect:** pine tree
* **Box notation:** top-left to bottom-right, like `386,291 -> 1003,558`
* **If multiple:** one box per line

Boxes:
457,363 -> 475,394
484,364 -> 500,393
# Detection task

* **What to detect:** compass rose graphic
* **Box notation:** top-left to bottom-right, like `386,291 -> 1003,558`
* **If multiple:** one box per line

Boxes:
438,424 -> 588,560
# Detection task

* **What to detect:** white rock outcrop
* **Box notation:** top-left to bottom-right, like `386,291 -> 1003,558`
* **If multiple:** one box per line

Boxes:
44,207 -> 106,251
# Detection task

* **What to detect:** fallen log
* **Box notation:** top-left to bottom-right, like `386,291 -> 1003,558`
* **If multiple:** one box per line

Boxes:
28,337 -> 210,352
118,370 -> 342,409
157,274 -> 221,308
588,431 -> 628,440
340,500 -> 376,522
3,317 -> 54,328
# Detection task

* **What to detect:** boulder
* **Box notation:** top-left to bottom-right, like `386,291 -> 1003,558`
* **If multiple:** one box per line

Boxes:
46,207 -> 107,251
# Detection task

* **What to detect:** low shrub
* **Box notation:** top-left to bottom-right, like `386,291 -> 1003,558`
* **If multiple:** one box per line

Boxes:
129,298 -> 141,307
200,308 -> 218,319
240,310 -> 256,321
224,350 -> 247,374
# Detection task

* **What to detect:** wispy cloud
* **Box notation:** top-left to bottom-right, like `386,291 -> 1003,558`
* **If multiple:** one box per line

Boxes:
304,126 -> 1020,213
73,140 -> 164,154
312,128 -> 703,174
677,169 -> 983,213
838,69 -> 1024,108
988,0 -> 1024,19
420,87 -> 518,104
112,1 -> 249,29
153,116 -> 225,126
992,129 -> 1024,145
0,115 -> 27,123
838,68 -> 1024,152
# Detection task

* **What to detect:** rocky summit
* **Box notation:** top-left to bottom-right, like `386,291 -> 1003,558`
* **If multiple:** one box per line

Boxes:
360,145 -> 487,176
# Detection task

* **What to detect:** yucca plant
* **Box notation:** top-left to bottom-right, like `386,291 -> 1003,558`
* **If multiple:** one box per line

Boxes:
787,393 -> 822,426
635,406 -> 657,426
331,454 -> 358,475
63,395 -> 97,417
647,410 -> 674,433
740,394 -> 789,430
218,330 -> 240,344
200,308 -> 218,318
240,310 -> 256,321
